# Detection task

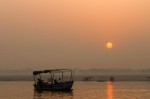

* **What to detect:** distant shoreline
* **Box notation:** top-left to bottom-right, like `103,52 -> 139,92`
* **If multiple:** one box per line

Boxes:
0,74 -> 150,81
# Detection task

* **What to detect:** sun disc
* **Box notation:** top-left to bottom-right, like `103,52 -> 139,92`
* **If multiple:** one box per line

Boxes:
106,42 -> 113,49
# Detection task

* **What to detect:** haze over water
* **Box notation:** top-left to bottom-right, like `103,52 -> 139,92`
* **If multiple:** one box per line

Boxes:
0,0 -> 150,70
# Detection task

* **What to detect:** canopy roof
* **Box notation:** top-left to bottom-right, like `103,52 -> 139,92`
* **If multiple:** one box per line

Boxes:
33,69 -> 73,75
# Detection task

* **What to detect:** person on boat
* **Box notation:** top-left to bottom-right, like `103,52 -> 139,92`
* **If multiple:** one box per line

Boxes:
58,78 -> 62,83
54,79 -> 58,84
37,78 -> 43,87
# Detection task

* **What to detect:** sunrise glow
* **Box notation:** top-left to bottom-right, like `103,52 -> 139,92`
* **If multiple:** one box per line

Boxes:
106,42 -> 113,49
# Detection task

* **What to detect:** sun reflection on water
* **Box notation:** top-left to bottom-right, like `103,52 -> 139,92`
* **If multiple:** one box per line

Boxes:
107,82 -> 113,99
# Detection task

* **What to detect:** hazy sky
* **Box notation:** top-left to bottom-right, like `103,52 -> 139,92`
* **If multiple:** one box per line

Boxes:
0,0 -> 150,70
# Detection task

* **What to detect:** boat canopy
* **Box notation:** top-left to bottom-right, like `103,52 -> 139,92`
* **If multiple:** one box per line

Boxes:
33,69 -> 73,75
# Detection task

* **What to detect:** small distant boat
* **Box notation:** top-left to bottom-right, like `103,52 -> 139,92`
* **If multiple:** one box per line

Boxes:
33,69 -> 74,91
109,76 -> 115,82
97,77 -> 106,82
83,77 -> 94,81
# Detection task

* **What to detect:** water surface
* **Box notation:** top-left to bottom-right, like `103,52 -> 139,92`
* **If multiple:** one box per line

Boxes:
0,81 -> 150,99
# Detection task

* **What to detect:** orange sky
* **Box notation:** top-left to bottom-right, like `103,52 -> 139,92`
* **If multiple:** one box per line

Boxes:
0,0 -> 150,69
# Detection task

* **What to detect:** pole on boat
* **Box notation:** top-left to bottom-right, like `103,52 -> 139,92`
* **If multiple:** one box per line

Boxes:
39,74 -> 41,79
72,68 -> 75,81
62,72 -> 63,82
49,72 -> 53,82
52,73 -> 54,82
70,70 -> 73,81
33,75 -> 36,85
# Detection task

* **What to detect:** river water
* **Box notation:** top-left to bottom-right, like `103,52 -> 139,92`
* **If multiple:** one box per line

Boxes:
0,81 -> 150,99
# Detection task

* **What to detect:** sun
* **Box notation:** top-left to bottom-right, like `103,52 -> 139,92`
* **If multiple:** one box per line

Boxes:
106,42 -> 113,49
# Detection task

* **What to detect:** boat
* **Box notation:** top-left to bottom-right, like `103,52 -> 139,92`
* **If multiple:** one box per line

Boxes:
109,76 -> 115,82
33,69 -> 74,91
97,77 -> 106,82
83,76 -> 94,81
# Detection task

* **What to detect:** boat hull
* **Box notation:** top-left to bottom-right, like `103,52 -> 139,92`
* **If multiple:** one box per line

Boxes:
34,81 -> 74,91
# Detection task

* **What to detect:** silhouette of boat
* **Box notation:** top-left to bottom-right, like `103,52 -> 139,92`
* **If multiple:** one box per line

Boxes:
109,76 -> 115,82
97,77 -> 106,82
33,69 -> 74,91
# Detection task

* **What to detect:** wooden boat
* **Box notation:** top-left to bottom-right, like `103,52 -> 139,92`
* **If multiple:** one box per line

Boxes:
33,69 -> 74,91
